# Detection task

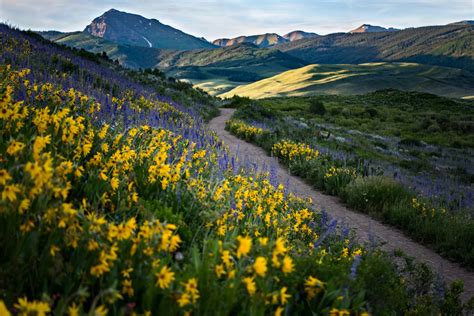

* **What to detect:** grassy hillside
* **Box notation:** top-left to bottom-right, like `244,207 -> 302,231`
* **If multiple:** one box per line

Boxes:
162,44 -> 308,95
4,23 -> 470,315
35,31 -> 219,119
39,33 -> 307,95
220,62 -> 474,99
276,24 -> 474,71
41,31 -> 169,69
226,91 -> 474,267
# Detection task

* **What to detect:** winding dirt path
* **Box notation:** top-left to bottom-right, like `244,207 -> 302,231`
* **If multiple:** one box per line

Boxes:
209,108 -> 474,302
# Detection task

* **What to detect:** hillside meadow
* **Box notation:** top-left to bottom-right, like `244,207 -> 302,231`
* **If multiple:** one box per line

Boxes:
1,24 -> 473,315
220,63 -> 474,99
224,93 -> 474,268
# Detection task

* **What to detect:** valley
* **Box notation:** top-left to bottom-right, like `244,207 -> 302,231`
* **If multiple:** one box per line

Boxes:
37,9 -> 474,99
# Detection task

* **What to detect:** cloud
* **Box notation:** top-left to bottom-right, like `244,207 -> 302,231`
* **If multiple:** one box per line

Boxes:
0,0 -> 472,38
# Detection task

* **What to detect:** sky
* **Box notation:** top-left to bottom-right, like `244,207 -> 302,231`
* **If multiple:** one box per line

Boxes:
1,0 -> 473,40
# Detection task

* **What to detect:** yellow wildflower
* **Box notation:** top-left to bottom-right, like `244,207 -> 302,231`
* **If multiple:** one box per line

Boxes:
253,256 -> 267,277
156,265 -> 175,289
2,184 -> 21,202
280,287 -> 291,305
275,306 -> 284,316
67,303 -> 79,316
0,300 -> 11,316
236,235 -> 252,258
94,305 -> 108,316
273,237 -> 287,256
6,140 -> 25,156
0,169 -> 12,185
14,297 -> 50,316
242,277 -> 256,296
110,177 -> 119,190
50,245 -> 60,257
281,256 -> 294,274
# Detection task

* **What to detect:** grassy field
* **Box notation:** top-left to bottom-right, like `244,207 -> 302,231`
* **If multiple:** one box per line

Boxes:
254,90 -> 474,148
220,63 -> 474,99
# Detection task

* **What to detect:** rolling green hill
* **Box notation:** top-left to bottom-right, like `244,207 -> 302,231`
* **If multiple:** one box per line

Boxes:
220,62 -> 474,99
275,24 -> 474,71
163,44 -> 308,95
41,32 -> 308,95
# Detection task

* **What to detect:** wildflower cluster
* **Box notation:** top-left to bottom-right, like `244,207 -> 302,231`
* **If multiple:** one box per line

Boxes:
411,198 -> 446,218
225,119 -> 265,142
272,139 -> 320,164
0,24 -> 467,315
0,63 -> 372,315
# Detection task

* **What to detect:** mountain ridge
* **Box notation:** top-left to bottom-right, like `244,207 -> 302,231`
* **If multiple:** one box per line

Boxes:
349,24 -> 400,33
83,8 -> 216,50
274,24 -> 474,71
213,30 -> 319,48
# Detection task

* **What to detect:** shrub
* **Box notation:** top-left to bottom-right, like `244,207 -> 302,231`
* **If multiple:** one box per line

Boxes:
309,99 -> 326,116
233,102 -> 276,121
343,176 -> 412,214
226,95 -> 252,108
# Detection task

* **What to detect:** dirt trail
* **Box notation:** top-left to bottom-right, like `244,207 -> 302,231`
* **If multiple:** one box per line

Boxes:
209,108 -> 474,302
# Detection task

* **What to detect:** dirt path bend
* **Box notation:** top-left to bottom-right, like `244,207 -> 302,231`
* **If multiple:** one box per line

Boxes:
209,108 -> 474,302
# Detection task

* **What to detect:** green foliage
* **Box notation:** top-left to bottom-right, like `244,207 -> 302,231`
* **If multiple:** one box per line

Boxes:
278,24 -> 474,71
342,176 -> 412,213
255,90 -> 474,149
227,91 -> 474,268
225,95 -> 252,108
354,253 -> 409,314
232,103 -> 277,122
309,99 -> 326,115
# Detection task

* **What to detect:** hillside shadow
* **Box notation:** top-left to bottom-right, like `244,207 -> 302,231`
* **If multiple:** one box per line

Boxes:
399,55 -> 474,73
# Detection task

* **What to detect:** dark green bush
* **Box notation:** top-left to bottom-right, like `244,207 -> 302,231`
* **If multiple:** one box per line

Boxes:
226,95 -> 252,108
233,102 -> 276,121
343,176 -> 412,213
309,99 -> 326,115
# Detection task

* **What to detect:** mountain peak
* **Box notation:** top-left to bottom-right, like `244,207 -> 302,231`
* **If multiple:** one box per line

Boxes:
283,30 -> 319,41
83,9 -> 215,50
350,24 -> 400,33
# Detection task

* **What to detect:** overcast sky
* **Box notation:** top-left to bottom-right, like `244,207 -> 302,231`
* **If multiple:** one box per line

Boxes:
1,0 -> 473,40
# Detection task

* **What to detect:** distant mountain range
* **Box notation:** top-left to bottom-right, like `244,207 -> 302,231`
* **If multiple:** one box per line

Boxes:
36,9 -> 474,98
275,24 -> 474,71
213,25 -> 399,48
83,8 -> 215,50
213,31 -> 318,48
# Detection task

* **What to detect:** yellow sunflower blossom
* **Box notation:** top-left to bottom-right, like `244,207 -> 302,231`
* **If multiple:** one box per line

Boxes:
236,235 -> 252,259
156,265 -> 175,289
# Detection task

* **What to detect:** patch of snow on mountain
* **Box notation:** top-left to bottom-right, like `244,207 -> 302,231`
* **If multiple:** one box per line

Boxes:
142,36 -> 152,47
